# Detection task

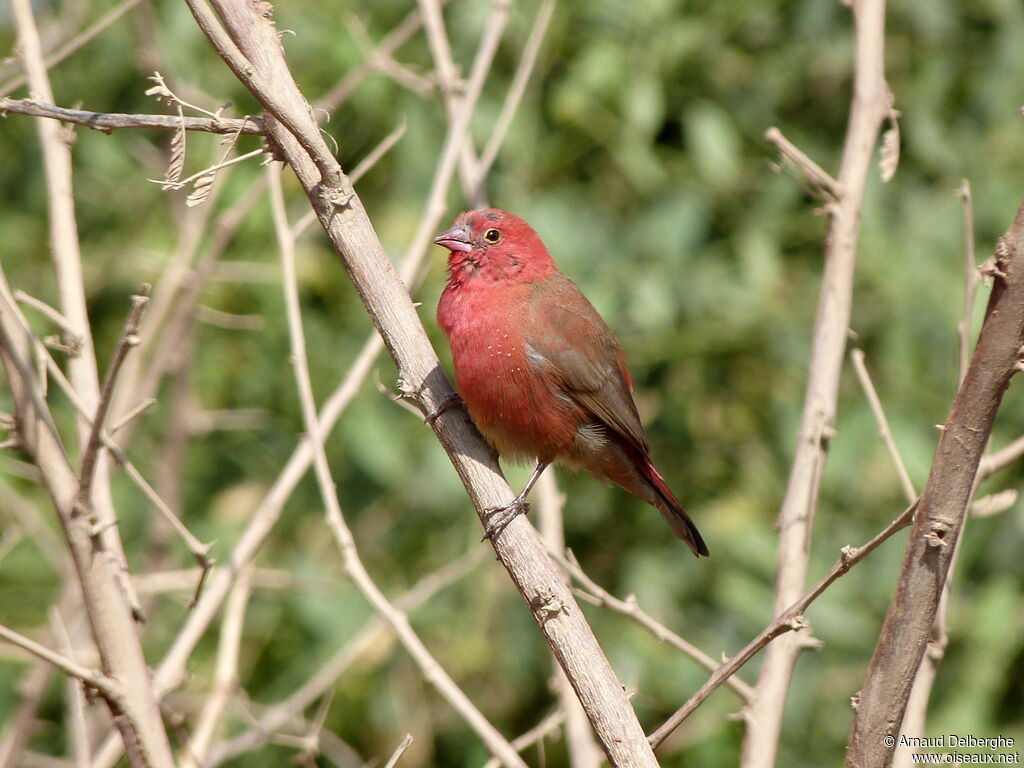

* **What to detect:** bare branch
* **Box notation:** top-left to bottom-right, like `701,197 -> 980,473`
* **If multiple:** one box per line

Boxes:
553,548 -> 755,704
6,0 -> 174,759
652,500 -> 917,749
744,1 -> 891,764
179,566 -> 252,768
978,433 -> 1024,478
13,290 -> 78,340
185,1 -> 658,763
10,0 -> 146,624
0,623 -> 121,702
847,199 -> 1024,766
77,286 -> 150,506
764,126 -> 841,205
472,0 -> 554,199
481,709 -> 567,768
382,734 -> 414,768
204,547 -> 485,766
850,349 -> 916,503
0,97 -> 264,135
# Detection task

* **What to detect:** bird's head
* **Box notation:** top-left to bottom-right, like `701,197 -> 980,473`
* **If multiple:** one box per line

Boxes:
434,208 -> 557,285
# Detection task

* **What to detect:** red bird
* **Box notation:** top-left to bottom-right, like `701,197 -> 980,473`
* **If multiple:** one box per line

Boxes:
434,209 -> 708,557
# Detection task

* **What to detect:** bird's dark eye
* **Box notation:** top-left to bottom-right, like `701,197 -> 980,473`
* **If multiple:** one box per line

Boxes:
483,228 -> 501,243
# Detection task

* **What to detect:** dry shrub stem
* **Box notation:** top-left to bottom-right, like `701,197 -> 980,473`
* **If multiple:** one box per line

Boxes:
743,0 -> 890,765
181,0 -> 660,764
846,199 -> 1024,767
650,500 -> 918,748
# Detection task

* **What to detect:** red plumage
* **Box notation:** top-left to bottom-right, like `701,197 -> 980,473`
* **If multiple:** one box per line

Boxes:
435,208 -> 708,557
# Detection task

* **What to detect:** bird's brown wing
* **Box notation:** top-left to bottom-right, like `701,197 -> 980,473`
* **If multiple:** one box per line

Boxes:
523,275 -> 650,455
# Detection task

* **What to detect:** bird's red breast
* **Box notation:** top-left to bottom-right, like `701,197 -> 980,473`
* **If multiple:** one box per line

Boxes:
434,208 -> 708,556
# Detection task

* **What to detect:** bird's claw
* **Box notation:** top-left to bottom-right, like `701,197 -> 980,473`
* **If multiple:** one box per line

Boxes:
481,497 -> 531,541
424,392 -> 464,425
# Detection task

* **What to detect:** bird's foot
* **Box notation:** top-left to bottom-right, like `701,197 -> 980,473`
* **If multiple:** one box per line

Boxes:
423,392 -> 463,425
481,496 -> 531,541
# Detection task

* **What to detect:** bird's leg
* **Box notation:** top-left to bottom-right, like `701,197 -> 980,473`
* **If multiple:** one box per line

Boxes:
423,391 -> 464,425
482,460 -> 550,540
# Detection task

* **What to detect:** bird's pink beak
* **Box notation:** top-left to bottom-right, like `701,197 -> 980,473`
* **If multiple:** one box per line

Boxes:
433,224 -> 474,253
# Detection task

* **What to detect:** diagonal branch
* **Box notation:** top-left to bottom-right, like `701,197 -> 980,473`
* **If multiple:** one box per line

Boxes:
268,162 -> 526,768
652,499 -> 917,748
847,197 -> 1024,767
0,622 -> 121,702
553,547 -> 755,705
185,1 -> 661,764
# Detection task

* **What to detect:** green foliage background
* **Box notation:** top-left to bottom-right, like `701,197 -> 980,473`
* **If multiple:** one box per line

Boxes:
1,0 -> 1023,765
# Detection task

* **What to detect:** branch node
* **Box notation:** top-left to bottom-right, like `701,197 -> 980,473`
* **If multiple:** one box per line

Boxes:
979,255 -> 1008,284
323,185 -> 354,209
924,521 -> 951,550
530,588 -> 567,622
784,613 -> 810,632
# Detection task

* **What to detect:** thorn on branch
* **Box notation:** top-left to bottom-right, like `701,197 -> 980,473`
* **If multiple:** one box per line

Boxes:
840,544 -> 859,564
530,588 -> 566,621
764,126 -> 842,205
784,613 -> 809,632
979,256 -> 1007,285
323,185 -> 354,209
924,521 -> 951,550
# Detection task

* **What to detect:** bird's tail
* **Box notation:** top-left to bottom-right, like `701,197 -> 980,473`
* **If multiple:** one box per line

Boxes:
640,460 -> 709,558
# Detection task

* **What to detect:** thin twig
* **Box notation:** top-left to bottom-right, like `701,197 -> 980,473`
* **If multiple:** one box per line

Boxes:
77,286 -> 150,506
149,148 -> 265,191
108,397 -> 157,435
382,734 -> 414,768
417,0 -> 486,198
291,117 -> 408,240
203,547 -> 486,766
553,548 -> 755,704
0,98 -> 264,135
314,1 -> 451,111
6,291 -> 215,581
978,434 -> 1024,478
764,126 -> 841,205
0,623 -> 121,702
179,565 -> 252,768
13,290 -> 78,340
850,349 -> 916,503
651,499 -> 918,749
745,1 -> 891,764
49,608 -> 90,768
471,0 -> 555,201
